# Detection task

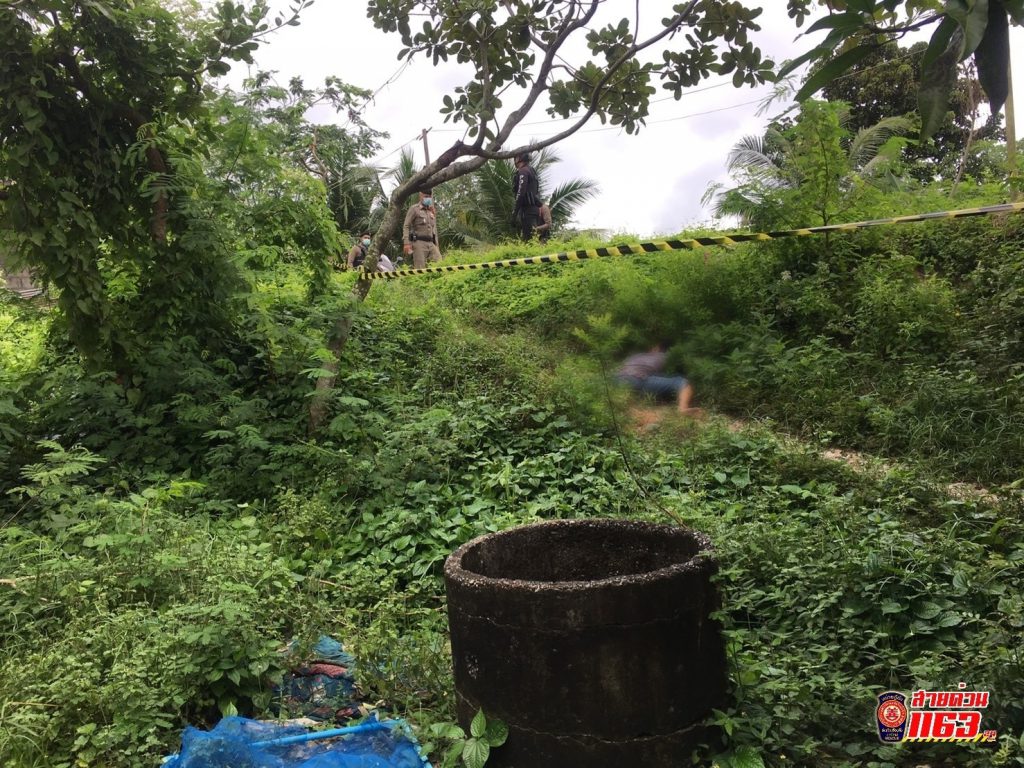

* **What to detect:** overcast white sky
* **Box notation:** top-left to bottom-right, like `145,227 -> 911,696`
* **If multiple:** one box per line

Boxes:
226,2 -> 1024,237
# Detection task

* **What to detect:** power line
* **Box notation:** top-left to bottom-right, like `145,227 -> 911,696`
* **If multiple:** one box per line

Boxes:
370,49 -> 922,163
428,78 -> 736,134
578,96 -> 766,132
377,132 -> 423,162
341,57 -> 415,132
367,40 -> 925,161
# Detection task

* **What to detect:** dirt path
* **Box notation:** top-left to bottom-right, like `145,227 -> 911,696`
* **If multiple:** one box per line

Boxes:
628,404 -> 1007,505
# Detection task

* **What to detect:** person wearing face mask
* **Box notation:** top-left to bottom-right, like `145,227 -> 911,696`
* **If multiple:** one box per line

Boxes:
346,231 -> 373,270
403,190 -> 439,269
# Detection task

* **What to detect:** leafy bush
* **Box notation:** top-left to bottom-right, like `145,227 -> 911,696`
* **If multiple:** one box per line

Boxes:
0,473 -> 305,767
852,254 -> 958,357
4,172 -> 1024,768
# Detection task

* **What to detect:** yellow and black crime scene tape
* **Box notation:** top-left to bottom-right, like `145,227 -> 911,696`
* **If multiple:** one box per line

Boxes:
357,201 -> 1024,280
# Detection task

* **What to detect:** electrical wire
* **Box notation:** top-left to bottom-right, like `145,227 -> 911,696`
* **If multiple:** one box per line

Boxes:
368,45 -> 924,163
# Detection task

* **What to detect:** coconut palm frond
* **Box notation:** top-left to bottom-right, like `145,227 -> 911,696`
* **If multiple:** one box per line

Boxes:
548,177 -> 599,227
475,158 -> 519,239
848,116 -> 914,169
726,134 -> 788,178
834,103 -> 852,131
386,148 -> 418,186
711,187 -> 765,223
860,135 -> 911,180
532,146 -> 563,180
700,181 -> 724,208
726,135 -> 767,169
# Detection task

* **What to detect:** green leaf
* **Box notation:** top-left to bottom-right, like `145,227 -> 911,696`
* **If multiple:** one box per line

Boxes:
921,16 -> 958,70
805,11 -> 863,35
731,746 -> 767,768
462,738 -> 490,768
439,724 -> 465,740
80,0 -> 116,21
780,484 -> 812,497
219,699 -> 238,717
795,45 -> 876,102
881,600 -> 903,614
484,719 -> 508,747
441,744 -> 462,768
470,709 -> 487,739
958,0 -> 991,58
937,612 -> 962,627
337,395 -> 371,407
914,601 -> 942,619
972,0 -> 1010,113
918,28 -> 961,139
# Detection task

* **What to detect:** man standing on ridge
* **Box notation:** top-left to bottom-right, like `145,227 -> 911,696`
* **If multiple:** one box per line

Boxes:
403,190 -> 440,269
512,152 -> 541,242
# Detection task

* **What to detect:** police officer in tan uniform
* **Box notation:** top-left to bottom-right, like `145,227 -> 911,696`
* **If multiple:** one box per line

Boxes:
535,200 -> 553,243
403,190 -> 439,269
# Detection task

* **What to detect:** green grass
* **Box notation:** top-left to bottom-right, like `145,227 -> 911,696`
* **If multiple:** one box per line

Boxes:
2,222 -> 1024,767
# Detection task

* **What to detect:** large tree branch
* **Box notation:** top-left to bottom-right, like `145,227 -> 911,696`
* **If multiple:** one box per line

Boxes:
489,0 -> 601,151
305,128 -> 332,186
405,1 -> 702,194
472,0 -> 700,162
402,1 -> 601,190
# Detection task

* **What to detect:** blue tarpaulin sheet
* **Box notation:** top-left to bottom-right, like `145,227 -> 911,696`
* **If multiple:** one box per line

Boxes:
163,715 -> 428,768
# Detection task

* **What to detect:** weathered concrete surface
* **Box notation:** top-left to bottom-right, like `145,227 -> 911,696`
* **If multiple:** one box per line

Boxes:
444,518 -> 727,768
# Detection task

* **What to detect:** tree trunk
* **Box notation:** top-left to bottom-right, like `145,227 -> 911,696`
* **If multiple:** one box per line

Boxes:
307,200 -> 405,434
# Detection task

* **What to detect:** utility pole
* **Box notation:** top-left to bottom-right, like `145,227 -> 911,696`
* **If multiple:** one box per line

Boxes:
1006,56 -> 1018,200
420,127 -> 432,166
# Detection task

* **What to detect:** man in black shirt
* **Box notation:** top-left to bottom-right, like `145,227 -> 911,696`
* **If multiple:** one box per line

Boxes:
512,152 -> 541,242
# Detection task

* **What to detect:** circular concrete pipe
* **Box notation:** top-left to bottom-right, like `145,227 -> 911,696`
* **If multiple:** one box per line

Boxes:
444,518 -> 727,768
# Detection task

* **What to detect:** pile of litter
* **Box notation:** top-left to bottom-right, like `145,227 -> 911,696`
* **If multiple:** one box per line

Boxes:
271,636 -> 363,723
164,637 -> 428,768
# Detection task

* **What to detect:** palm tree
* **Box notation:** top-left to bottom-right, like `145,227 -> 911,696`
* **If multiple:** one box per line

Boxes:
703,103 -> 914,225
374,147 -> 599,249
327,161 -> 384,234
446,148 -> 600,247
701,126 -> 790,222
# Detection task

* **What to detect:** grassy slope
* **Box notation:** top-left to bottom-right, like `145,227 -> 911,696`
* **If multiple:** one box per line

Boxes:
1,231 -> 1023,767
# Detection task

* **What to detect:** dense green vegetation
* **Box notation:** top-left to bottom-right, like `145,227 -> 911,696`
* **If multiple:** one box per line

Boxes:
3,2 -> 1024,767
4,193 -> 1024,766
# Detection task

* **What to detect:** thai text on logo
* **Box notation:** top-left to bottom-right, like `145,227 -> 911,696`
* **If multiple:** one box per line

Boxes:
876,684 -> 997,743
